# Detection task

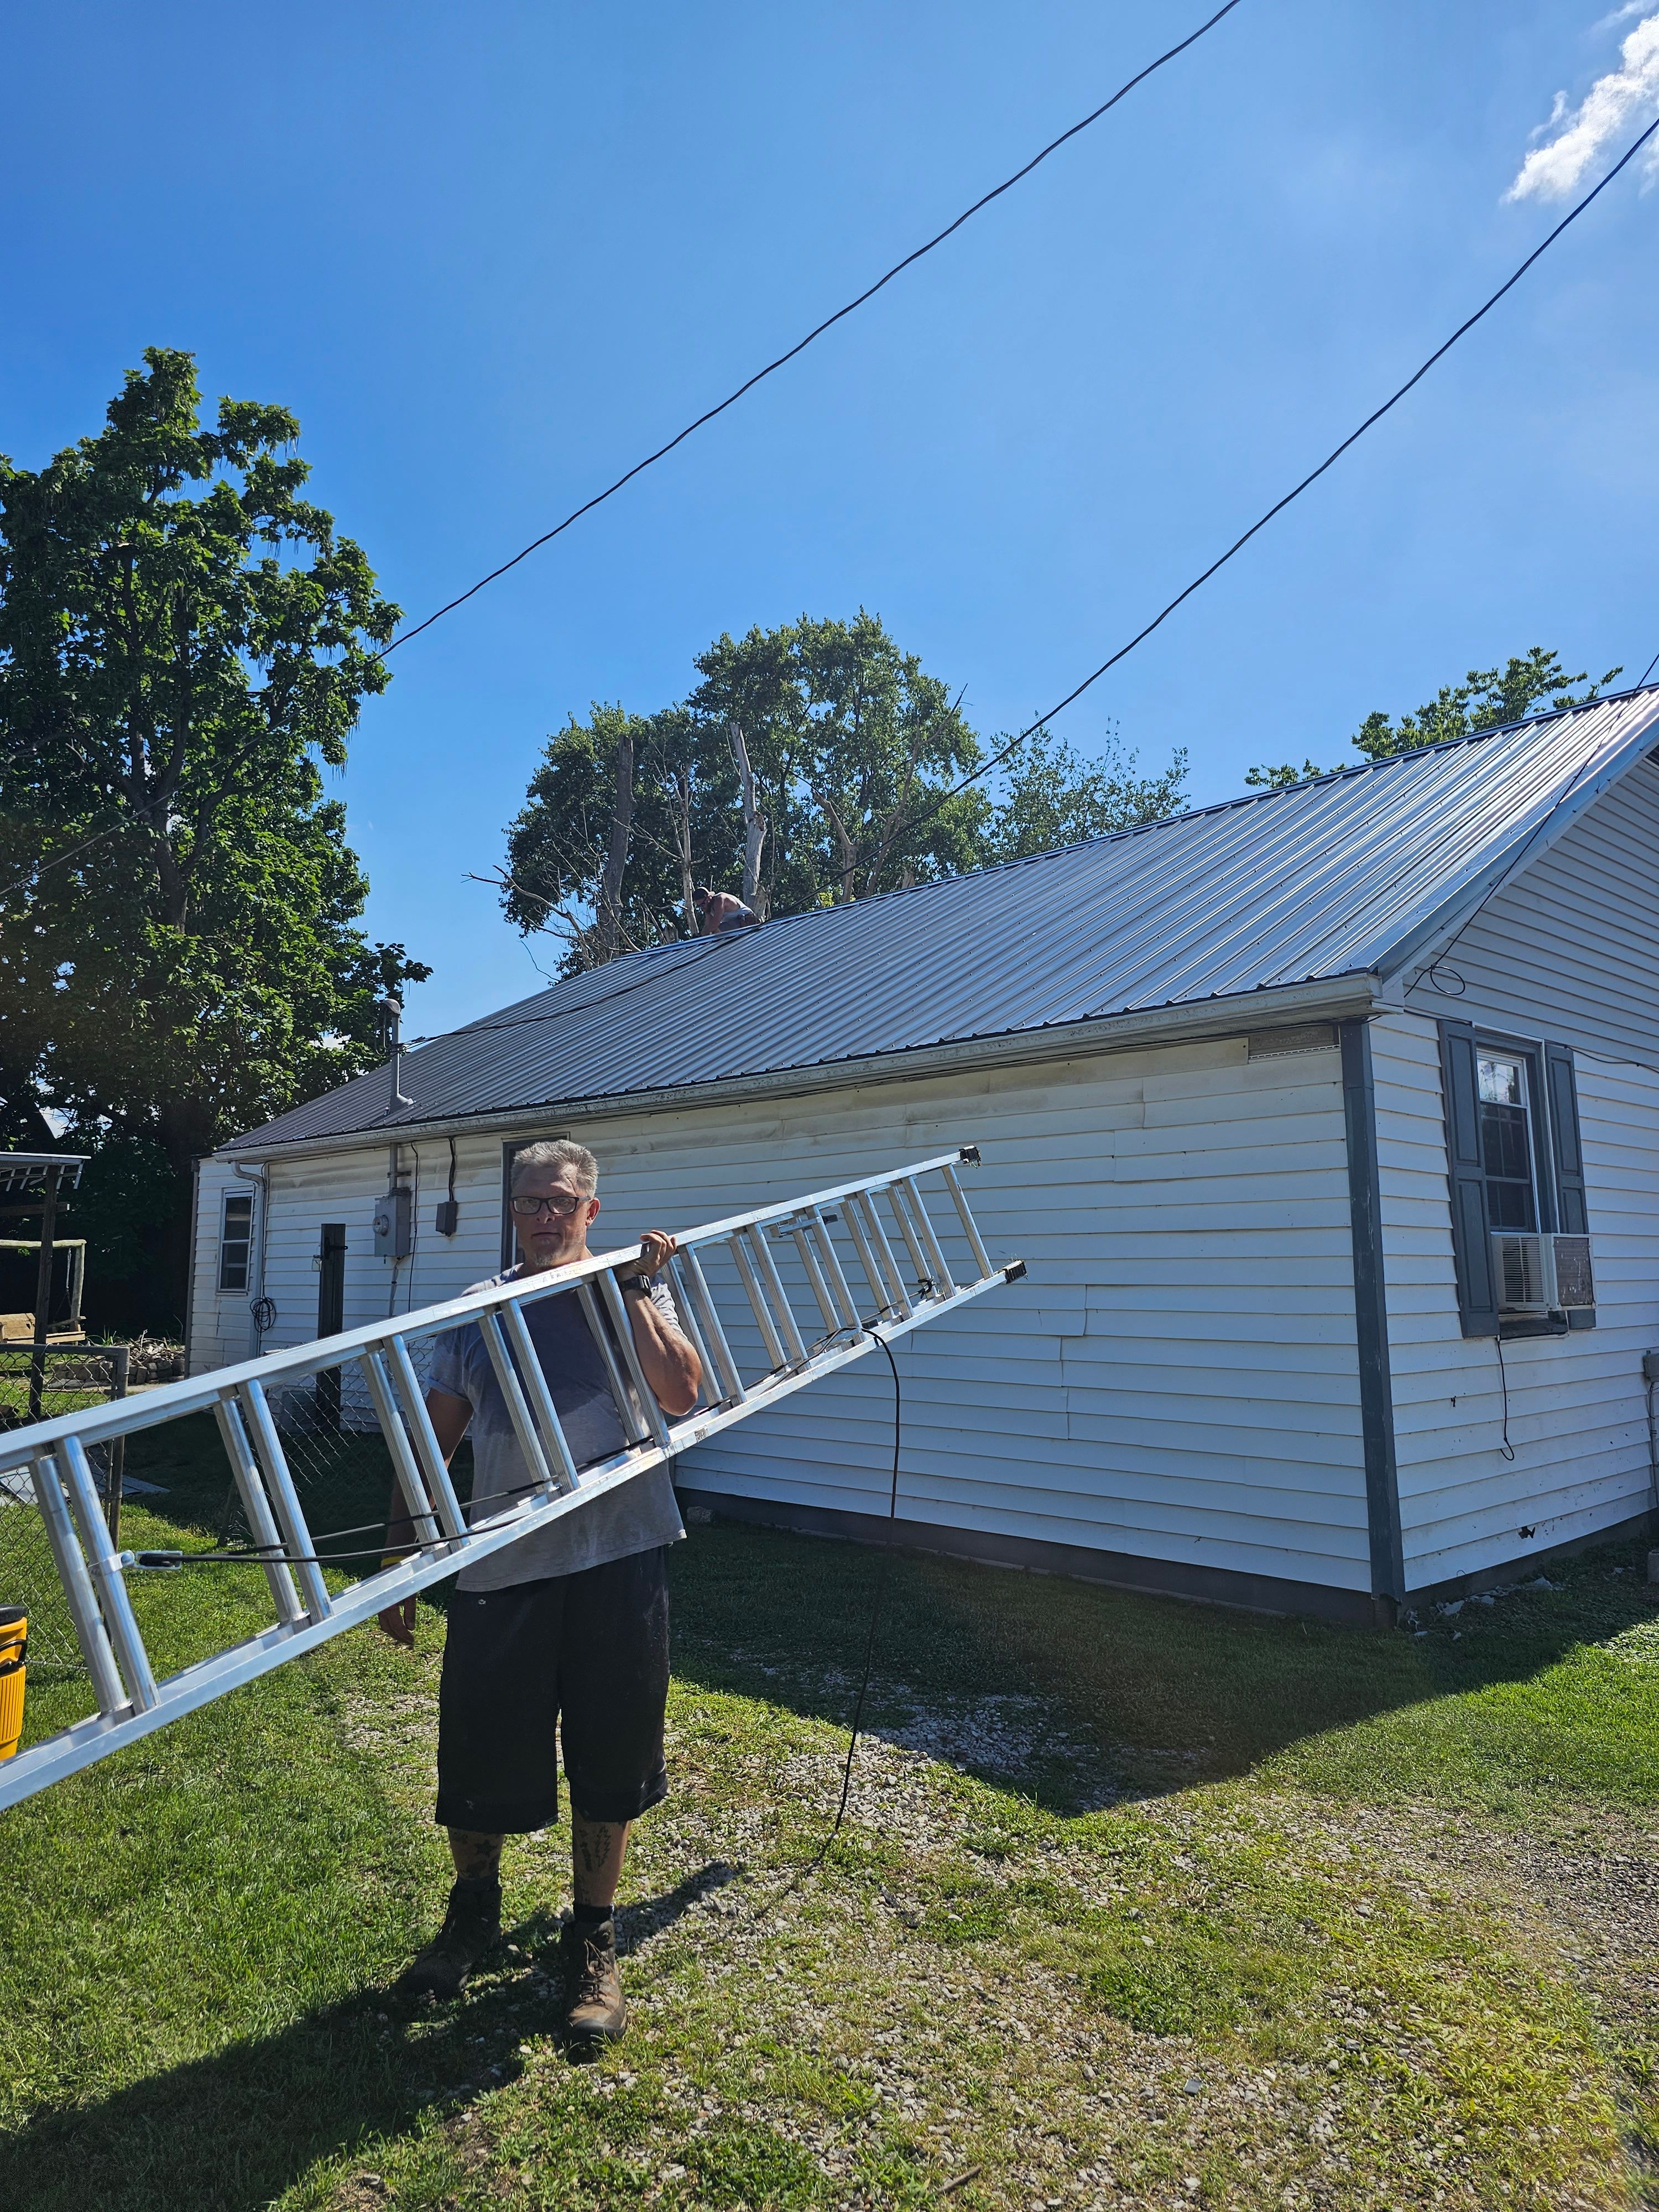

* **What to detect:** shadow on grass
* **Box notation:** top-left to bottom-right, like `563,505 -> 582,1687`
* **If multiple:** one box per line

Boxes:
669,1519 -> 1659,1801
1,1862 -> 734,2212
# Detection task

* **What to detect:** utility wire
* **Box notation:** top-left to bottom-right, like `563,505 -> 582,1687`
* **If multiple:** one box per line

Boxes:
877,106 -> 1659,854
1,7 -> 1240,910
378,1 -> 1246,659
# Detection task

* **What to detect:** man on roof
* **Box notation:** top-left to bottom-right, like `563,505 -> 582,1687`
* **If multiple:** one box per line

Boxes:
692,883 -> 760,933
380,1137 -> 700,2044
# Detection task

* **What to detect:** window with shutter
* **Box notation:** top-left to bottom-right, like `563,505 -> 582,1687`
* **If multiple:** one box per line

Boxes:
1545,1041 -> 1595,1330
1439,1021 -> 1499,1337
1438,1021 -> 1595,1336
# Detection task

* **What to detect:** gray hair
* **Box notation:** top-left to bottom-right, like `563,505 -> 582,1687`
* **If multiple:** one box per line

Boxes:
510,1138 -> 598,1195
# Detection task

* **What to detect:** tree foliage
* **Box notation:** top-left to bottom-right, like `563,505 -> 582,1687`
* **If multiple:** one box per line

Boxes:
503,612 -> 1187,969
984,725 -> 1189,863
0,348 -> 426,1321
1245,649 -> 1624,790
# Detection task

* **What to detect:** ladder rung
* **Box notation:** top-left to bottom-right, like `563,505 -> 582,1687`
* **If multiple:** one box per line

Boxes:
789,1218 -> 839,1335
238,1380 -> 333,1623
385,1335 -> 469,1541
573,1282 -> 652,1447
746,1226 -> 806,1365
595,1272 -> 672,1454
730,1233 -> 786,1369
361,1347 -> 445,1543
853,1191 -> 911,1319
30,1449 -> 131,1717
676,1246 -> 745,1403
498,1301 -> 581,1494
810,1208 -> 862,1333
61,1437 -> 158,1713
941,1161 -> 994,1278
477,1308 -> 559,1498
212,1392 -> 307,1626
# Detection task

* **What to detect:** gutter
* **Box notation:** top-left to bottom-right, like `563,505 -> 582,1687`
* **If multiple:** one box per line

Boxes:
216,971 -> 1381,1166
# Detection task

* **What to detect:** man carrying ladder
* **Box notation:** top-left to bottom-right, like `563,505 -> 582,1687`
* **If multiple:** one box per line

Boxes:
382,1138 -> 701,2042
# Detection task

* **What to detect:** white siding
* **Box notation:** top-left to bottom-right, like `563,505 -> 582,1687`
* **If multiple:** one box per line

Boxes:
570,1037 -> 1372,1594
1373,1010 -> 1659,1590
1404,753 -> 1659,1057
195,1034 -> 1372,1595
189,1156 -> 255,1375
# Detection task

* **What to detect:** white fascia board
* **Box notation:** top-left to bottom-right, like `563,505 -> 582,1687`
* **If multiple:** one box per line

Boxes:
215,972 -> 1380,1166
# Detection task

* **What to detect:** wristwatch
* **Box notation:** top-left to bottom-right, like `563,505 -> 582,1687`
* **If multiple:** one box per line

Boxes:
615,1272 -> 653,1295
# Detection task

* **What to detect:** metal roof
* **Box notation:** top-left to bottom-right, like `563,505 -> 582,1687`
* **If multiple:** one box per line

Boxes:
227,685 -> 1659,1153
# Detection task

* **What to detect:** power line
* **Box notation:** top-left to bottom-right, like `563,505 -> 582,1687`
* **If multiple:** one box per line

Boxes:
881,105 -> 1659,853
377,0 -> 1248,658
0,6 -> 1244,910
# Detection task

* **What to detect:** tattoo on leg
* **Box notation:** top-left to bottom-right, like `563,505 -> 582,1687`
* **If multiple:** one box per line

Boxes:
571,1812 -> 630,1908
448,1828 -> 505,1882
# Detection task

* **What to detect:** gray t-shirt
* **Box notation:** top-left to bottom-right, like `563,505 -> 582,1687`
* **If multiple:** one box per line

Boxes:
429,1266 -> 685,1592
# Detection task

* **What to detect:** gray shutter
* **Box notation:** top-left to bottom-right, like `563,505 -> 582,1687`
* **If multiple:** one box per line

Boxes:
1545,1043 -> 1588,1233
1438,1020 -> 1498,1338
1545,1041 -> 1595,1330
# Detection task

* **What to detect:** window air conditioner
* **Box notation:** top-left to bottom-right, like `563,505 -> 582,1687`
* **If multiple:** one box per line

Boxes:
1491,1232 -> 1595,1314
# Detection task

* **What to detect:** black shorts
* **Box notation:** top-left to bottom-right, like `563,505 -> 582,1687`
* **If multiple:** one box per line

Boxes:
435,1546 -> 670,1833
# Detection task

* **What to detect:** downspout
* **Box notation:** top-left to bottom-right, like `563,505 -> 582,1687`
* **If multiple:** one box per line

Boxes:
232,1161 -> 270,1359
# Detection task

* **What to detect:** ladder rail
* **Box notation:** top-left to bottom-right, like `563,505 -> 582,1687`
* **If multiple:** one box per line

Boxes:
0,1149 -> 1016,1813
0,1248 -> 1014,1812
0,1150 -> 980,1473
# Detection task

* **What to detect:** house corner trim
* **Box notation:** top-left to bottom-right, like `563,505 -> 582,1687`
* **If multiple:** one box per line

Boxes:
1340,1017 -> 1405,1606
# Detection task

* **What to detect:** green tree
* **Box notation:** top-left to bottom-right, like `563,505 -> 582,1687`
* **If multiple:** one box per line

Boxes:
500,703 -> 734,965
503,613 -> 1192,973
1245,649 -> 1623,790
984,724 -> 1188,862
1348,648 -> 1621,760
0,348 -> 426,1326
687,611 -> 989,911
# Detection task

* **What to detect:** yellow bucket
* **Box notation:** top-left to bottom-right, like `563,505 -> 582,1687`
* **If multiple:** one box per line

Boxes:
0,1609 -> 26,1761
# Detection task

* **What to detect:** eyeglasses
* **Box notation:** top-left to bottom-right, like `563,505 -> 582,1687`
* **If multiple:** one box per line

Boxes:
510,1191 -> 586,1219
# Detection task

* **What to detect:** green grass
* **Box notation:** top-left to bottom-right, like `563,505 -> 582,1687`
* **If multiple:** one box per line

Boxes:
3,1509 -> 1659,2209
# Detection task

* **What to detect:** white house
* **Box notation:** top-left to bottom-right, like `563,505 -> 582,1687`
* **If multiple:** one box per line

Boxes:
190,687 -> 1659,1624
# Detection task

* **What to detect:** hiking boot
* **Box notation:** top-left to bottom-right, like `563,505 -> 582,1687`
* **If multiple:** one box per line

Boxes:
395,1876 -> 502,2001
559,1916 -> 627,2042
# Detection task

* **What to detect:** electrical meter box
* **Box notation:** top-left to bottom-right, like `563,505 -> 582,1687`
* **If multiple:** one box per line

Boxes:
372,1188 -> 412,1259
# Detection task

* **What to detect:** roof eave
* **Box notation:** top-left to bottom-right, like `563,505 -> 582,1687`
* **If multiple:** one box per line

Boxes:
216,971 -> 1380,1164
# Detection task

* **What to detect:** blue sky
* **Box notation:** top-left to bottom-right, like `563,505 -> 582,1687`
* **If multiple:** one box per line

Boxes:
4,2 -> 1655,1034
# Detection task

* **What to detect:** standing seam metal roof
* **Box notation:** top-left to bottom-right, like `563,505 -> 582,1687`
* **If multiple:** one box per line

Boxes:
227,686 -> 1659,1151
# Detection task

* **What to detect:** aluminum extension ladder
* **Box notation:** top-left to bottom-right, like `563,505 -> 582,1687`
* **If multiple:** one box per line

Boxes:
0,1149 -> 1020,1811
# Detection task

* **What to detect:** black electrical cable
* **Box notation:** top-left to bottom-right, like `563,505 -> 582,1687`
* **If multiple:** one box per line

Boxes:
735,1326 -> 905,1927
1495,1333 -> 1516,1463
378,3 -> 1246,661
0,15 -> 1243,915
17,98 -> 1656,920
876,105 -> 1659,857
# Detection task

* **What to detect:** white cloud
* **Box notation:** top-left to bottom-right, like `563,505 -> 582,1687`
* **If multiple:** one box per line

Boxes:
1507,12 -> 1659,201
1594,3 -> 1649,30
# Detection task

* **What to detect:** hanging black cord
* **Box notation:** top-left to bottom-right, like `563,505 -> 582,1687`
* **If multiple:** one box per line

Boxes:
1495,1333 -> 1516,1463
737,1326 -> 904,1926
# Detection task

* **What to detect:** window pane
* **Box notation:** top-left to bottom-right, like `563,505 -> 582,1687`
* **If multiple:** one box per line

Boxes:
1488,1181 -> 1536,1230
1478,1057 -> 1523,1105
1480,1103 -> 1531,1183
220,1192 -> 254,1291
